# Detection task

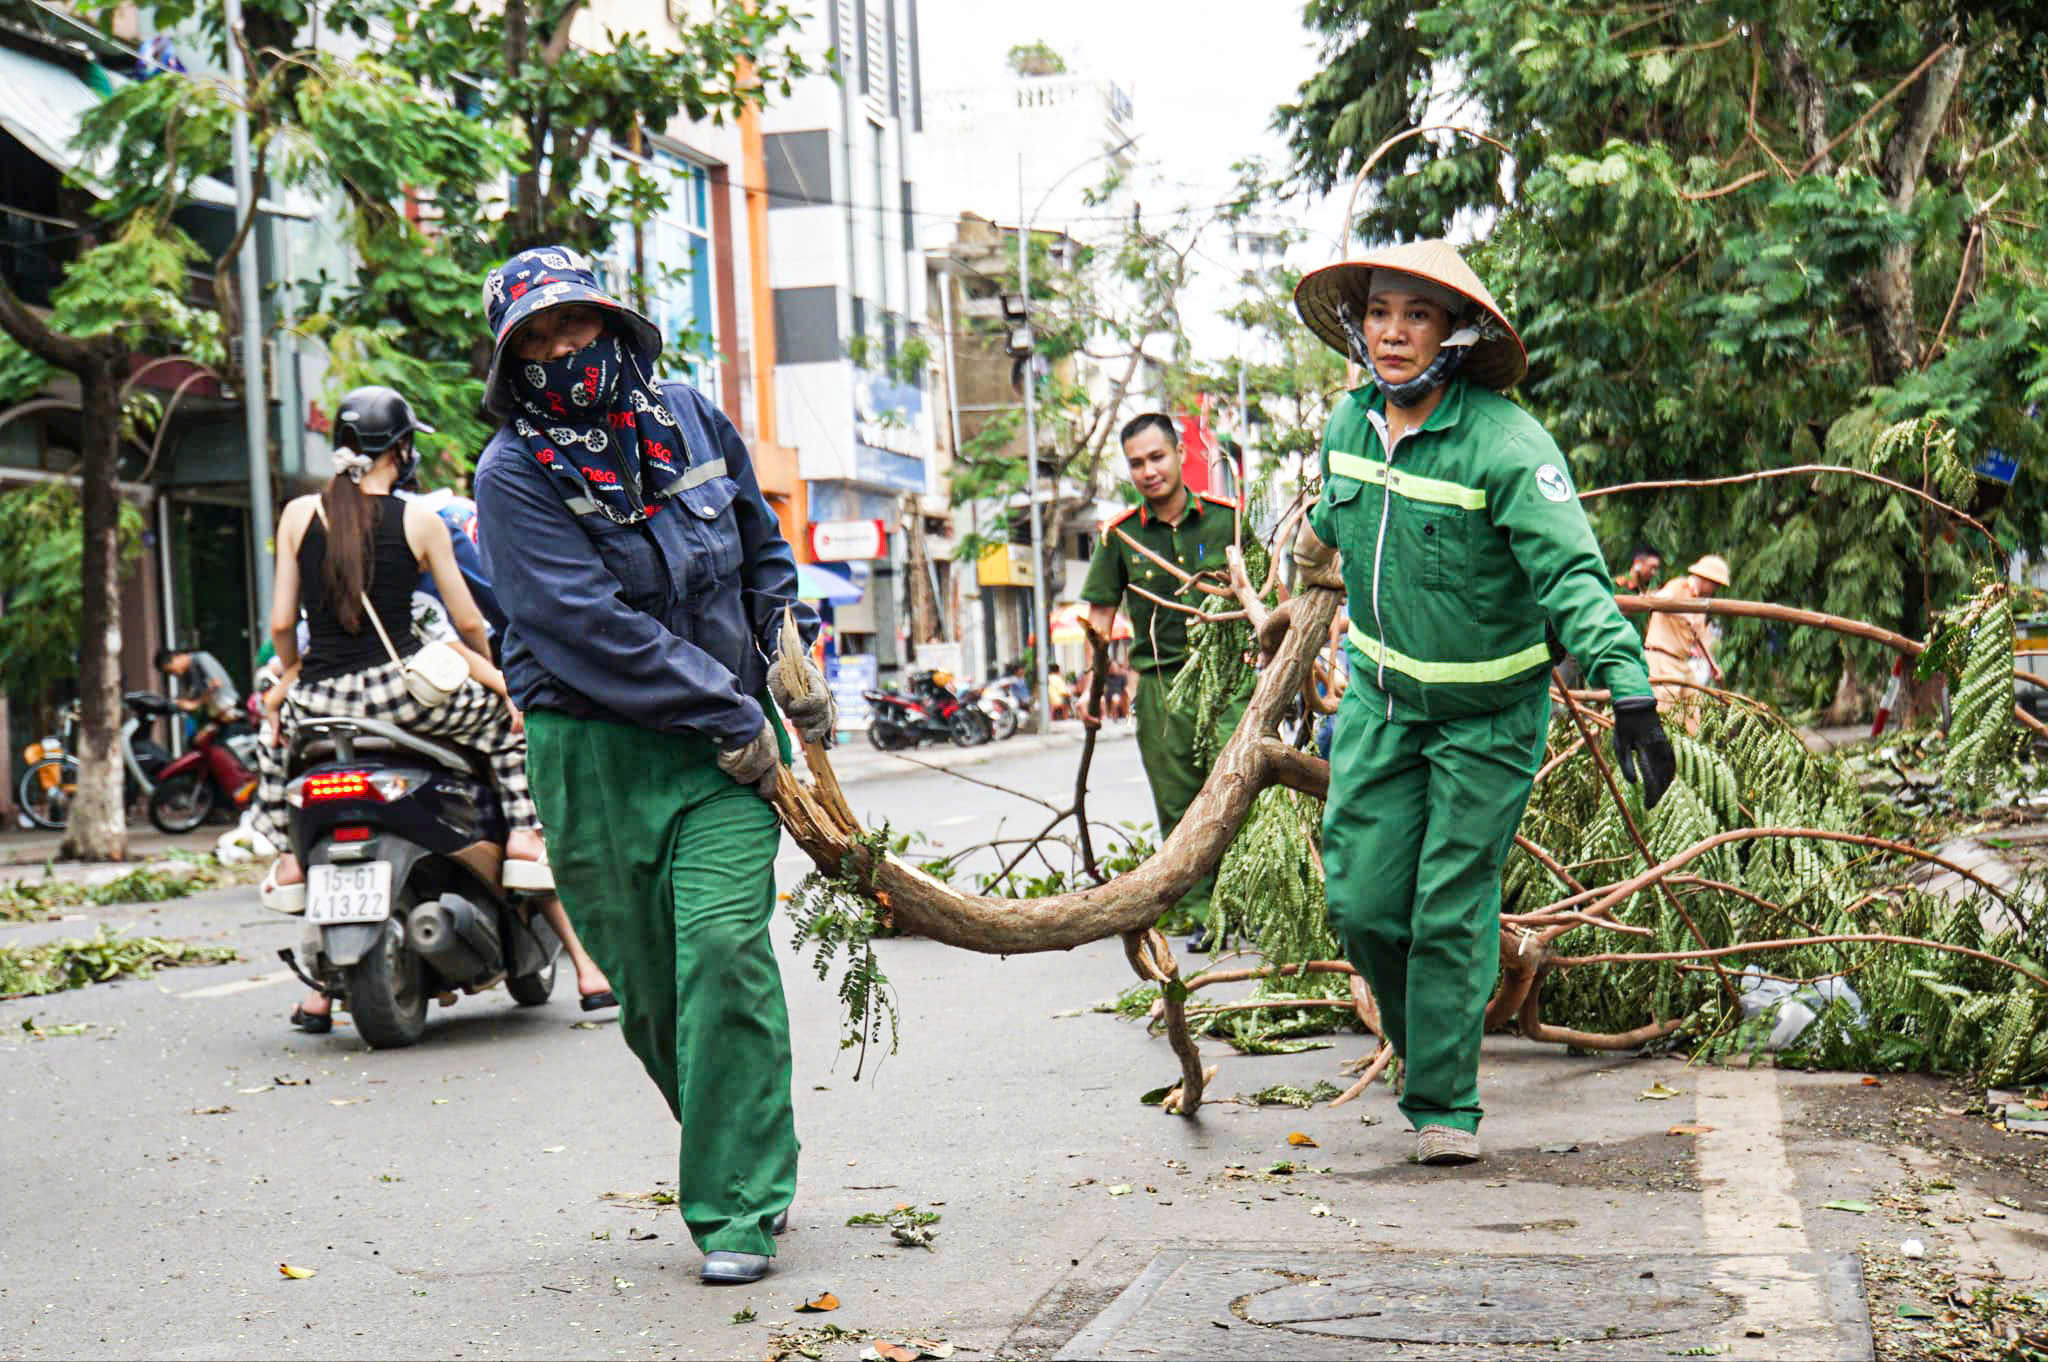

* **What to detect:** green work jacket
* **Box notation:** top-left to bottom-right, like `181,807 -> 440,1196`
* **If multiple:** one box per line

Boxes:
1308,379 -> 1651,720
1080,491 -> 1241,674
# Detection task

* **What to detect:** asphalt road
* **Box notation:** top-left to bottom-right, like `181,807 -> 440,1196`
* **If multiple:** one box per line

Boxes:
1,736 -> 2040,1360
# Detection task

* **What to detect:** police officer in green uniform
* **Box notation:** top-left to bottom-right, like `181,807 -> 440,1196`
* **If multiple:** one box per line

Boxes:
1290,241 -> 1677,1166
1080,413 -> 1255,951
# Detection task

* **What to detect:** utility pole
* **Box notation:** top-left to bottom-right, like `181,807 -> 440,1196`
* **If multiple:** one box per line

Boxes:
225,0 -> 274,628
1018,156 -> 1050,736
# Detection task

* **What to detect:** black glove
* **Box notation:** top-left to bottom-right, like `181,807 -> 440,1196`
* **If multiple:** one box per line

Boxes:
1611,695 -> 1676,810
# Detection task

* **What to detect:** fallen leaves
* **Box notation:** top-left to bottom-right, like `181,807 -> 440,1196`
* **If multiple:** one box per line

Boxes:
1667,1123 -> 1715,1136
190,1104 -> 233,1116
1286,1131 -> 1320,1148
1107,1184 -> 1133,1197
1823,1199 -> 1874,1214
862,1340 -> 954,1362
731,1306 -> 756,1325
1638,1081 -> 1682,1101
278,1263 -> 316,1280
796,1292 -> 840,1313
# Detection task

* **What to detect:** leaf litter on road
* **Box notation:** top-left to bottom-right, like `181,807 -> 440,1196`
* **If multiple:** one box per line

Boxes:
278,1263 -> 315,1280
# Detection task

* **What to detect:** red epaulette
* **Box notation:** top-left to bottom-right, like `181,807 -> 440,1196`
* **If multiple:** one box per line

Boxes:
1103,504 -> 1142,532
1197,491 -> 1241,511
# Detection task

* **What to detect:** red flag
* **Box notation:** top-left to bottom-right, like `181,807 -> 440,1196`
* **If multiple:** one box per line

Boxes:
1177,399 -> 1216,496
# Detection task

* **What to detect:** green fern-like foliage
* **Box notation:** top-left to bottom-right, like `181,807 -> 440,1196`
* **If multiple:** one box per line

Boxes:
786,826 -> 900,1076
1923,572 -> 2025,804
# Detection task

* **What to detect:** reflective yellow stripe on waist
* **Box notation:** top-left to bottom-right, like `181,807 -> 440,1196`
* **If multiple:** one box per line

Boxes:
1348,624 -> 1550,686
1327,450 -> 1486,511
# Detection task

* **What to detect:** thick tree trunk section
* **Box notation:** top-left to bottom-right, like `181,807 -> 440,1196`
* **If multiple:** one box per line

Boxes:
67,361 -> 128,861
1850,40 -> 1966,387
0,275 -> 127,859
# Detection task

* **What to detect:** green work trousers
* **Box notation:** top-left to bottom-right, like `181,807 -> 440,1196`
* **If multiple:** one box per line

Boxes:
526,709 -> 796,1257
1320,682 -> 1550,1134
1135,665 -> 1253,928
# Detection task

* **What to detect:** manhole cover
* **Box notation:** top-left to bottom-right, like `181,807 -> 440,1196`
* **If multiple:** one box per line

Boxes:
1053,1249 -> 1872,1361
1240,1256 -> 1723,1343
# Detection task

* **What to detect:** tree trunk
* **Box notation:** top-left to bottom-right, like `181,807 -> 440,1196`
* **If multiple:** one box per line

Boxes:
65,357 -> 128,862
0,272 -> 127,859
1850,40 -> 1966,387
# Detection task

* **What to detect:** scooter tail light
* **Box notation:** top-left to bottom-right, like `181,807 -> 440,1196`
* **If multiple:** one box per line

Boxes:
287,770 -> 384,805
332,825 -> 372,843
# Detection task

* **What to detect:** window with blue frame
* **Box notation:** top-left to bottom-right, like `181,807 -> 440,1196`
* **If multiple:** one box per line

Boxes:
597,150 -> 719,402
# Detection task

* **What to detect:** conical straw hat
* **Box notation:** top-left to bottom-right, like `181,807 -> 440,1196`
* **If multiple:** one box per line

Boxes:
1294,239 -> 1527,391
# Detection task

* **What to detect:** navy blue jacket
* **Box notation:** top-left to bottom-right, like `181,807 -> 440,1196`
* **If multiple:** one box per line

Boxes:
474,380 -> 816,750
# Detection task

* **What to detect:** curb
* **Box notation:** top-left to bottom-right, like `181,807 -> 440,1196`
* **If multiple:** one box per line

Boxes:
815,723 -> 1137,786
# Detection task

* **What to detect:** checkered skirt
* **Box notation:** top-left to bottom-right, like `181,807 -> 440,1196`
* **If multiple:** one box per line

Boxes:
251,659 -> 538,844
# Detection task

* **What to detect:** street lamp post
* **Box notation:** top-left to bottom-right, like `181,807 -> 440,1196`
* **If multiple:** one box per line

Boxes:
1016,158 -> 1051,735
1011,136 -> 1141,736
224,0 -> 274,628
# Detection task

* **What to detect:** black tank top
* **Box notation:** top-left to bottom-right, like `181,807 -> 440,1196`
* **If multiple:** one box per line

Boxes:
299,495 -> 423,683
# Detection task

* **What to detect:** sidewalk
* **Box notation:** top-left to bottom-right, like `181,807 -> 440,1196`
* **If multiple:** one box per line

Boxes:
0,821 -> 214,870
817,716 -> 1136,785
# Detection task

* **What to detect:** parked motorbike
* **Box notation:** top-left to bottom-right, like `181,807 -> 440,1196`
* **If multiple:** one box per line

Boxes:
147,718 -> 261,833
970,682 -> 1019,740
863,670 -> 994,750
275,714 -> 562,1048
16,693 -> 176,830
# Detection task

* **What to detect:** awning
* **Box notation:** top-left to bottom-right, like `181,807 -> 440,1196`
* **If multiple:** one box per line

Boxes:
0,45 -> 308,218
796,562 -> 862,604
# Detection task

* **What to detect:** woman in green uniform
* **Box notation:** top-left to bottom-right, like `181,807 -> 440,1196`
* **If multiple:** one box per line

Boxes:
1291,241 -> 1677,1165
473,247 -> 832,1283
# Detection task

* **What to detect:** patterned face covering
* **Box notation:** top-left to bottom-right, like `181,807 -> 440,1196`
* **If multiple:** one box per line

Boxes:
505,331 -> 689,526
512,332 -> 621,418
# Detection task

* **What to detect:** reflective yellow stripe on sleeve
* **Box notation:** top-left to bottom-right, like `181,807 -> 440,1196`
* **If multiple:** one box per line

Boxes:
1349,623 -> 1550,685
1327,450 -> 1487,511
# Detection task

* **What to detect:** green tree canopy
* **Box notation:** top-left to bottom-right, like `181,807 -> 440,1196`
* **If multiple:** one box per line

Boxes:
1279,1 -> 2048,709
71,0 -> 807,482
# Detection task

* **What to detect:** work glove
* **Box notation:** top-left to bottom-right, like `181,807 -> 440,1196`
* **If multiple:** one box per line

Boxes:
769,651 -> 837,747
1611,695 -> 1676,811
1292,520 -> 1345,591
716,720 -> 781,800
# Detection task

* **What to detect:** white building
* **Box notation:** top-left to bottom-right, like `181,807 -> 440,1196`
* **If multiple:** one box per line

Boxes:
760,0 -> 931,670
923,67 -> 1137,241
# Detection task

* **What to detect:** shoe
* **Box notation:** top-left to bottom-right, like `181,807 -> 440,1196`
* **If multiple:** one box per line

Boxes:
1185,925 -> 1219,954
579,990 -> 618,1012
261,861 -> 307,914
502,850 -> 555,893
771,1209 -> 788,1236
1417,1125 -> 1479,1165
289,1005 -> 332,1035
701,1251 -> 771,1284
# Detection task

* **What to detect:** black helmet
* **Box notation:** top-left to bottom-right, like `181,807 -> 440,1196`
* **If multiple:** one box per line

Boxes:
334,385 -> 434,454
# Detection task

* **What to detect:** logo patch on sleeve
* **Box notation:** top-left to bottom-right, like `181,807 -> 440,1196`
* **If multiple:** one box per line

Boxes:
1535,464 -> 1574,503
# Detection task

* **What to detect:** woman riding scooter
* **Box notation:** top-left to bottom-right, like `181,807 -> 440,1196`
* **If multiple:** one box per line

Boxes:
252,385 -> 613,1031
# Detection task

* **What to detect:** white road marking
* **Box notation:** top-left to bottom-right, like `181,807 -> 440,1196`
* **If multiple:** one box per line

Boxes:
178,969 -> 296,999
1695,1064 -> 1829,1358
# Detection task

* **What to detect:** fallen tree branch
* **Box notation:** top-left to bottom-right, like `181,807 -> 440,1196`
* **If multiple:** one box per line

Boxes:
1550,932 -> 2048,991
1584,462 -> 1998,551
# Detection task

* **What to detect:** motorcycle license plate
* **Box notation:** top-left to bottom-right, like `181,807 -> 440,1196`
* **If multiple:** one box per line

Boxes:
306,862 -> 393,925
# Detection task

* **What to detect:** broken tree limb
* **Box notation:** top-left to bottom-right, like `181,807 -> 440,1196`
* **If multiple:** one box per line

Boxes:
1583,463 -> 1998,551
1615,593 -> 2048,739
768,586 -> 1344,954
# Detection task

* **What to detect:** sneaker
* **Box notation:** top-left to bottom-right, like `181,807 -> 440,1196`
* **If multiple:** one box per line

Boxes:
1417,1125 -> 1479,1165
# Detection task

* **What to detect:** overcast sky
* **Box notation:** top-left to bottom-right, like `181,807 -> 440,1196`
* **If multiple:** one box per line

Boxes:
918,0 -> 1335,358
921,0 -> 1321,207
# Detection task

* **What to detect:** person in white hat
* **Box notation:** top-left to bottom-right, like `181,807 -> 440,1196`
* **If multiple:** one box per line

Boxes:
1289,239 -> 1677,1166
1644,554 -> 1732,728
